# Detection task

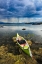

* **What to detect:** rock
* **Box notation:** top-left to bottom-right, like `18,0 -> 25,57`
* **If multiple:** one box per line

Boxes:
0,43 -> 42,64
12,37 -> 17,43
26,57 -> 38,64
27,40 -> 32,46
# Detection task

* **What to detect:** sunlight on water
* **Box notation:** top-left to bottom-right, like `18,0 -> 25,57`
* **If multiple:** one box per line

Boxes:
3,24 -> 42,30
0,25 -> 42,36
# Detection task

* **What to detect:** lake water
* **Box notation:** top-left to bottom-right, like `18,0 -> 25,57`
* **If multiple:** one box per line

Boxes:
0,24 -> 42,43
0,24 -> 42,35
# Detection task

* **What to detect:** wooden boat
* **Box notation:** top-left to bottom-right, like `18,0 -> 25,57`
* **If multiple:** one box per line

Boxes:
16,33 -> 32,57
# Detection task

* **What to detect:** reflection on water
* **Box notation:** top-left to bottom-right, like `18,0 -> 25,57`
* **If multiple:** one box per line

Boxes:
0,24 -> 42,35
0,24 -> 42,43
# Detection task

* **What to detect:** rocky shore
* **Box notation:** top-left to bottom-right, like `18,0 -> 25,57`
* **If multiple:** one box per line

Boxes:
0,36 -> 42,64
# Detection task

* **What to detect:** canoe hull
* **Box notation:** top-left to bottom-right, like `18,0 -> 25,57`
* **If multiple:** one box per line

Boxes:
16,33 -> 32,57
17,43 -> 31,57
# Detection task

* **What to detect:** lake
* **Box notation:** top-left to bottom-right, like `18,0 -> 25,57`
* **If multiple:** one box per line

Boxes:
0,24 -> 42,43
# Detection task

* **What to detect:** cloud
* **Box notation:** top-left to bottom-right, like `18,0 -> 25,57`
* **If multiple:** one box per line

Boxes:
0,0 -> 42,18
0,18 -> 18,23
0,17 -> 42,23
29,18 -> 42,22
23,0 -> 42,17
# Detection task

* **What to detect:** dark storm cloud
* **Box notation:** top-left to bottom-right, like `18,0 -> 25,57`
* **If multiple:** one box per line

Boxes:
0,0 -> 42,18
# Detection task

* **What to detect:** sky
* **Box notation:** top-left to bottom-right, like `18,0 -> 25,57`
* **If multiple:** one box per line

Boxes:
0,0 -> 42,23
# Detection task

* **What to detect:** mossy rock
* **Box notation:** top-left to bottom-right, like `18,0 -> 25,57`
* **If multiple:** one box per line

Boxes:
15,59 -> 25,64
27,40 -> 32,46
12,37 -> 17,42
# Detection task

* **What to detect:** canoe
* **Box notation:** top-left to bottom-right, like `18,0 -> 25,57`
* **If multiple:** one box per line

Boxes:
16,33 -> 32,57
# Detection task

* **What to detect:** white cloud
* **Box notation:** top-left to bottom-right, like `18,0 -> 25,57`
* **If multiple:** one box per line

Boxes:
0,18 -> 18,23
23,0 -> 42,16
0,8 -> 5,11
0,0 -> 42,17
23,0 -> 34,6
0,18 -> 8,23
9,18 -> 18,23
0,17 -> 42,23
19,18 -> 29,23
29,18 -> 42,22
37,10 -> 42,16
